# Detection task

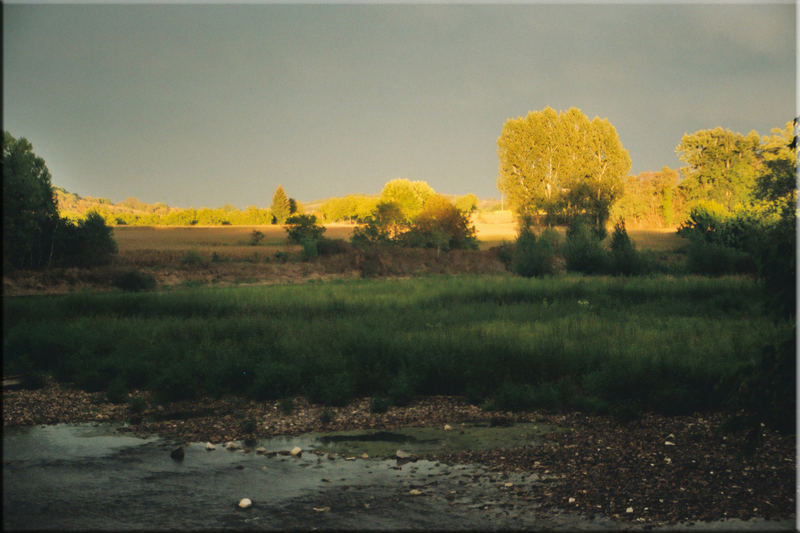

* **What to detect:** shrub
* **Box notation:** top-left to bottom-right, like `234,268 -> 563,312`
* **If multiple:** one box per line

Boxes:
564,218 -> 608,273
300,236 -> 318,261
105,376 -> 129,404
608,221 -> 644,276
306,371 -> 354,406
273,251 -> 289,263
112,269 -> 157,292
316,237 -> 351,256
403,195 -> 478,251
128,397 -> 147,415
248,230 -> 264,246
369,394 -> 390,413
686,240 -> 754,275
279,398 -> 295,415
180,250 -> 205,267
388,371 -> 415,406
511,225 -> 559,277
493,242 -> 515,270
319,408 -> 334,426
285,214 -> 325,244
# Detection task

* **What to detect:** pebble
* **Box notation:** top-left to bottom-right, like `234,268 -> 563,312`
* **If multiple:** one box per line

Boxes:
409,489 -> 422,496
205,442 -> 216,451
290,446 -> 302,457
225,441 -> 239,450
238,498 -> 252,509
255,447 -> 268,455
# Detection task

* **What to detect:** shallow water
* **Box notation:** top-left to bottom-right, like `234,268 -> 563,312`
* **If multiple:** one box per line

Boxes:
3,423 -> 793,531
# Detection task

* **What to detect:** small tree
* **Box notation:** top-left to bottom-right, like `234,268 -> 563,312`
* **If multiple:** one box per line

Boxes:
271,185 -> 291,224
285,214 -> 325,244
402,194 -> 478,252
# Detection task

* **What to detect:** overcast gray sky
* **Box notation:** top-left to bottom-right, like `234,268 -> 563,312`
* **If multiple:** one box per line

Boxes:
3,3 -> 795,207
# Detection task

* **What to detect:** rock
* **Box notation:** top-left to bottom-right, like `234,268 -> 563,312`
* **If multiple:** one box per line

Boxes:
170,446 -> 184,461
313,506 -> 330,512
504,482 -> 513,488
255,447 -> 268,455
568,497 -> 576,504
443,424 -> 453,431
626,507 -> 634,514
344,456 -> 356,461
205,442 -> 216,451
396,450 -> 411,459
290,446 -> 302,457
225,441 -> 239,450
238,498 -> 252,509
360,453 -> 369,459
409,489 -> 422,496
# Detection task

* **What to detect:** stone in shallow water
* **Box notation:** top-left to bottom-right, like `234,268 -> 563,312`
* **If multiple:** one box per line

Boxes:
290,446 -> 302,457
238,498 -> 252,509
205,442 -> 216,451
255,447 -> 268,455
170,446 -> 184,461
225,441 -> 239,450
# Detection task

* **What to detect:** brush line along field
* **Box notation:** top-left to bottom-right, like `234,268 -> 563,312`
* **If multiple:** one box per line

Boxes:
3,275 -> 787,416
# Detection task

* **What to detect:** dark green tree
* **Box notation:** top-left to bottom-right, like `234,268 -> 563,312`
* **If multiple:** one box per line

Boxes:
3,131 -> 59,269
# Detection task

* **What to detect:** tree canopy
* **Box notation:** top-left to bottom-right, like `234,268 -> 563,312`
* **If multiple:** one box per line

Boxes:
497,107 -> 630,235
3,131 -> 59,269
676,127 -> 762,213
379,178 -> 435,222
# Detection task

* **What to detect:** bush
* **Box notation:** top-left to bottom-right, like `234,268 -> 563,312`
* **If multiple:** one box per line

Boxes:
112,269 -> 157,292
285,214 -> 325,244
608,221 -> 645,276
686,240 -> 754,275
316,237 -> 351,256
300,236 -> 318,261
128,397 -> 147,415
273,251 -> 289,263
306,371 -> 354,406
403,195 -> 478,251
369,395 -> 390,413
564,218 -> 607,274
52,212 -> 118,268
105,376 -> 129,404
511,225 -> 559,277
493,242 -> 515,270
180,250 -> 205,267
248,230 -> 264,246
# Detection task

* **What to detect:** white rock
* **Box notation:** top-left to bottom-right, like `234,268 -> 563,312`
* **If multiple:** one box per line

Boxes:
568,497 -> 576,504
626,507 -> 634,514
408,489 -> 422,496
205,442 -> 216,451
443,424 -> 453,431
313,506 -> 330,512
360,453 -> 369,459
238,498 -> 252,509
255,447 -> 268,455
396,450 -> 411,459
504,482 -> 513,488
225,441 -> 239,450
290,446 -> 302,456
665,457 -> 672,464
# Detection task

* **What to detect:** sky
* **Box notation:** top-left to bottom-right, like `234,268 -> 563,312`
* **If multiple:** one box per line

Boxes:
3,2 -> 796,208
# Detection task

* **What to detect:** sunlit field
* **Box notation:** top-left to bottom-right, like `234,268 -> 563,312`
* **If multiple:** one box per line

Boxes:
112,219 -> 687,260
4,275 -> 785,416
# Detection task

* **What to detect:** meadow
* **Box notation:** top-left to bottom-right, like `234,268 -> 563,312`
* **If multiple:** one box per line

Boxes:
3,274 -> 787,419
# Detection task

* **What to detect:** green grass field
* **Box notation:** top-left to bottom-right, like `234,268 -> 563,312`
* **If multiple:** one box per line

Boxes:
4,275 -> 788,417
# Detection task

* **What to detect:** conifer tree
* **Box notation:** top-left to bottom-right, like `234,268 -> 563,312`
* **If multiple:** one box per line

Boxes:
271,185 -> 290,224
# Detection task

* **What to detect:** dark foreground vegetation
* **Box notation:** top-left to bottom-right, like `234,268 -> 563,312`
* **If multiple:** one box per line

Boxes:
3,276 -> 793,433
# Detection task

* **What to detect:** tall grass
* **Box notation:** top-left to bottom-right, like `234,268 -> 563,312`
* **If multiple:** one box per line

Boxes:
3,275 -> 787,417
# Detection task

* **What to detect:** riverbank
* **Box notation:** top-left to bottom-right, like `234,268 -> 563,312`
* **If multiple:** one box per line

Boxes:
3,380 -> 795,527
